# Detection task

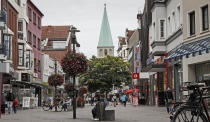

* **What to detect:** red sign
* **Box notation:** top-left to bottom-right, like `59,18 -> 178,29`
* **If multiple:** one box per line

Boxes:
132,73 -> 139,79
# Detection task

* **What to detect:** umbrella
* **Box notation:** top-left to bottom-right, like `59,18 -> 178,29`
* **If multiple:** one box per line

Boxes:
126,89 -> 140,94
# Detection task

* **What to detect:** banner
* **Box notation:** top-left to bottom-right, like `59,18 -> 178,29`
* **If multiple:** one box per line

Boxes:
132,96 -> 139,106
22,97 -> 30,108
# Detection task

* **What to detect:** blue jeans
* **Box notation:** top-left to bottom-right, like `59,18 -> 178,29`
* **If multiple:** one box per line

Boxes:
7,101 -> 13,114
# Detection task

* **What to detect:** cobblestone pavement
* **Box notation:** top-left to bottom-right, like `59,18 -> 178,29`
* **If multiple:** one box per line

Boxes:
1,103 -> 170,122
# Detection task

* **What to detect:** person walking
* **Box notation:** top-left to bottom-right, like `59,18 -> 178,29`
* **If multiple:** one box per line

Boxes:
6,91 -> 15,114
13,98 -> 19,114
121,94 -> 127,107
112,95 -> 117,107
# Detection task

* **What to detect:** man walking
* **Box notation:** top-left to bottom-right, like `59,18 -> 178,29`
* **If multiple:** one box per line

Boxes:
6,91 -> 14,114
121,94 -> 127,107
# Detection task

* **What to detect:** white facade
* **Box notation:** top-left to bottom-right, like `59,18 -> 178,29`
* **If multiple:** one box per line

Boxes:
41,54 -> 64,83
149,0 -> 183,56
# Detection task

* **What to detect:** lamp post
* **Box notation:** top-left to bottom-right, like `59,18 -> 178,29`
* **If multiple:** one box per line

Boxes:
69,26 -> 80,119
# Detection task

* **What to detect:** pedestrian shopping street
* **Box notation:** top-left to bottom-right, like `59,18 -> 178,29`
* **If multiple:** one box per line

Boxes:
1,103 -> 169,122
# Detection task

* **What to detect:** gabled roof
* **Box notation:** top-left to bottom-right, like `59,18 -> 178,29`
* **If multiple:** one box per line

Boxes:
126,29 -> 135,40
42,25 -> 71,40
97,4 -> 114,48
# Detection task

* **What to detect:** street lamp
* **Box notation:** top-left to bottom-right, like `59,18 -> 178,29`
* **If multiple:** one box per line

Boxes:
69,26 -> 80,119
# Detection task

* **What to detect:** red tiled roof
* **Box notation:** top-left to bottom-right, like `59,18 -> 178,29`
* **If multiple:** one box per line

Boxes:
127,30 -> 135,40
120,37 -> 126,45
42,25 -> 71,39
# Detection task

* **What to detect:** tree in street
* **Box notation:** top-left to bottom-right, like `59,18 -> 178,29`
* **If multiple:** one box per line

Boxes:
79,55 -> 132,94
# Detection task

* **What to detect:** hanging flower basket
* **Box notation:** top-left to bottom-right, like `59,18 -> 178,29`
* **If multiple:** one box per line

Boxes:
61,52 -> 88,76
48,74 -> 64,87
64,83 -> 74,92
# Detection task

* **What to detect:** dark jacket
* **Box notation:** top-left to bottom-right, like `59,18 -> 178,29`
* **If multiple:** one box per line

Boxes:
6,92 -> 14,101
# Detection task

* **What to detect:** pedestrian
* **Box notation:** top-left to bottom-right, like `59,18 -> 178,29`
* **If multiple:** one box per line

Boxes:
91,97 -> 94,106
121,94 -> 127,107
113,95 -> 117,107
13,98 -> 19,114
6,91 -> 15,114
91,97 -> 100,120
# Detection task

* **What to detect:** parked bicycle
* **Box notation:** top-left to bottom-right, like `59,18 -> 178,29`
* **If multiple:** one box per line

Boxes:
42,98 -> 64,112
171,83 -> 210,122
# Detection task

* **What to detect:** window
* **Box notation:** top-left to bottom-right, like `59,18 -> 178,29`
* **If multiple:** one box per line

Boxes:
28,31 -> 32,43
3,35 -> 12,60
34,58 -> 37,72
33,35 -> 36,47
33,12 -> 36,25
18,21 -> 23,31
38,17 -> 41,29
153,23 -> 155,41
18,44 -> 24,66
177,6 -> 181,26
38,60 -> 41,72
189,11 -> 195,35
38,38 -> 41,50
168,17 -> 171,35
172,12 -> 176,30
18,21 -> 23,40
160,20 -> 165,38
104,49 -> 108,55
202,5 -> 209,31
25,50 -> 31,69
28,7 -> 31,20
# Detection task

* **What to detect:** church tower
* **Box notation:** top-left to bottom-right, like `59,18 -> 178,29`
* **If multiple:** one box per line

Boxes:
97,4 -> 114,58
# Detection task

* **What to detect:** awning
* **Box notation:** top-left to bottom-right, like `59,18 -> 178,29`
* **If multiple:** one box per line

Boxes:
165,37 -> 210,62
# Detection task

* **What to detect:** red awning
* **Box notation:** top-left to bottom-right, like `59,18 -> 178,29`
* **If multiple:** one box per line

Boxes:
127,89 -> 140,94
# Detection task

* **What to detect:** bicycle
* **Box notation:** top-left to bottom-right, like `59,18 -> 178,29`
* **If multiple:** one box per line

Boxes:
171,83 -> 210,122
42,98 -> 64,112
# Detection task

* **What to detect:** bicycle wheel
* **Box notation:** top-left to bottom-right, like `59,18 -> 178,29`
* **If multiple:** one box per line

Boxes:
172,107 -> 208,122
42,104 -> 51,111
55,103 -> 63,112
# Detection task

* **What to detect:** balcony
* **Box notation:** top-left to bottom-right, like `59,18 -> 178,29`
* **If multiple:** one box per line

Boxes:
151,41 -> 166,56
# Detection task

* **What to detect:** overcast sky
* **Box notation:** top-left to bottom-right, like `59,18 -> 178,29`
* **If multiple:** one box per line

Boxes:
32,0 -> 145,58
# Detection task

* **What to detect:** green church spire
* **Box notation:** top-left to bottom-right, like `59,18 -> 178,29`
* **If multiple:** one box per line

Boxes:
97,4 -> 114,48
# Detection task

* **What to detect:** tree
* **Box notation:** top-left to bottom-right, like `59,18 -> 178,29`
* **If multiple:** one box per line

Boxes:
79,55 -> 132,94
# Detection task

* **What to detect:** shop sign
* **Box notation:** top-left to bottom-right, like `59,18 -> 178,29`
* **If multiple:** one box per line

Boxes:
132,73 -> 139,79
22,97 -> 30,108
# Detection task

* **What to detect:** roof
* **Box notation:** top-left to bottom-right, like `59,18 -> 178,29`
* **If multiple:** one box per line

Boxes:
28,0 -> 44,16
126,29 -> 135,40
42,25 -> 71,40
120,37 -> 126,45
97,5 -> 114,48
